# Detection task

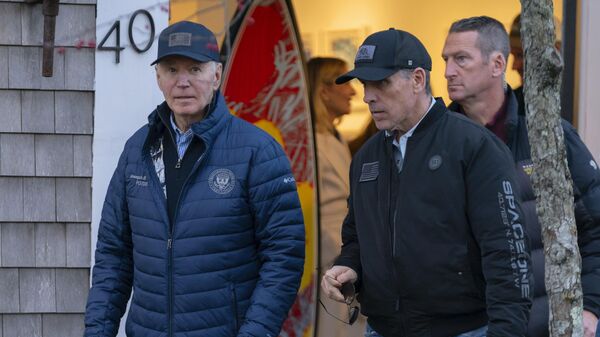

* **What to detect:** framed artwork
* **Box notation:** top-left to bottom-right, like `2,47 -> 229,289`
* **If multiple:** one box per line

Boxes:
222,1 -> 318,334
323,27 -> 370,114
324,27 -> 369,67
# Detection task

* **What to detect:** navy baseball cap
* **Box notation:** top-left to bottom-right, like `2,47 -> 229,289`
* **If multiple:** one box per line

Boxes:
151,21 -> 220,65
336,28 -> 432,84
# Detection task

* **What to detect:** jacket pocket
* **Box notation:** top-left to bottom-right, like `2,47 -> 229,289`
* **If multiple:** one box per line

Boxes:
230,284 -> 240,333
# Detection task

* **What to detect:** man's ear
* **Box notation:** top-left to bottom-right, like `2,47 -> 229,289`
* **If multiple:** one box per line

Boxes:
155,64 -> 165,92
412,68 -> 427,93
213,63 -> 223,90
491,51 -> 507,78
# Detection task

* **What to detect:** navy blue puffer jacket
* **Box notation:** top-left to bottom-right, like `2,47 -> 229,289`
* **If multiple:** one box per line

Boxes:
84,93 -> 305,337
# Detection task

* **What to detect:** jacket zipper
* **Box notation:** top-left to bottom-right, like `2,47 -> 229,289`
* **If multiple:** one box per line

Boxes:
163,122 -> 182,171
387,139 -> 395,258
159,115 -> 179,337
390,138 -> 403,313
389,184 -> 395,257
158,112 -> 207,337
392,209 -> 397,257
167,128 -> 176,337
166,151 -> 205,337
167,238 -> 173,337
142,150 -> 174,337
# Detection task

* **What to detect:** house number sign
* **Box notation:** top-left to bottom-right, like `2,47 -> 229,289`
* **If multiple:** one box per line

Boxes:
98,9 -> 156,63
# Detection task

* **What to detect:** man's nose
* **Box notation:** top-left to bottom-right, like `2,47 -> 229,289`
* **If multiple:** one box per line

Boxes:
362,86 -> 374,104
175,73 -> 191,87
444,62 -> 456,79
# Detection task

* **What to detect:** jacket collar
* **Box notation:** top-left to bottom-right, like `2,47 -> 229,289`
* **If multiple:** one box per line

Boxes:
447,85 -> 520,144
385,97 -> 447,140
145,90 -> 231,151
413,97 -> 447,136
382,97 -> 447,158
503,85 -> 519,144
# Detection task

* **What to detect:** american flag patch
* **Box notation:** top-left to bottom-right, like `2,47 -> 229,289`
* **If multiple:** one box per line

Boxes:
359,161 -> 379,182
169,32 -> 192,47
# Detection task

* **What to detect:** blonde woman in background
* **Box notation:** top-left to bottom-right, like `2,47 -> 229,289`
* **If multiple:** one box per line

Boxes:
308,57 -> 365,337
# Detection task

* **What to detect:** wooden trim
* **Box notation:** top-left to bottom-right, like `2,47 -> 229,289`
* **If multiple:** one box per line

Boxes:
561,0 -> 578,124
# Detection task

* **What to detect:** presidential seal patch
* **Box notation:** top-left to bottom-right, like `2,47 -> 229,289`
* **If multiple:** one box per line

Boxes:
208,168 -> 236,195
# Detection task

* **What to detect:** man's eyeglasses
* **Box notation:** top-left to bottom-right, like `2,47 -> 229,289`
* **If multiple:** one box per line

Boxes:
319,282 -> 360,325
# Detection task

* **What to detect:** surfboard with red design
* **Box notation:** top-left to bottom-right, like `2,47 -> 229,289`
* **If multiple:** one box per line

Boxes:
221,0 -> 317,336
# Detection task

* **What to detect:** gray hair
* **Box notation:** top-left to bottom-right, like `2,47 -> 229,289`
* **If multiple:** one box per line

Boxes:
205,60 -> 219,73
397,68 -> 432,95
449,16 -> 510,62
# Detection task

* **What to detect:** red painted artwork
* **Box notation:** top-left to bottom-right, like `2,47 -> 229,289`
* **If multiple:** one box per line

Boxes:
222,0 -> 318,336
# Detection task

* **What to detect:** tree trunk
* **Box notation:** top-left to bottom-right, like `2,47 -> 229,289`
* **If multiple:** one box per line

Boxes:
519,0 -> 583,336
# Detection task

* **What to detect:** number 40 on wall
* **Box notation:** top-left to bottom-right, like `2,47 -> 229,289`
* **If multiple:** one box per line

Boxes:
98,9 -> 156,63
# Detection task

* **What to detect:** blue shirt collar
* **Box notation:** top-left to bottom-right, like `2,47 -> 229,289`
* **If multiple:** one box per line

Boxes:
169,113 -> 194,139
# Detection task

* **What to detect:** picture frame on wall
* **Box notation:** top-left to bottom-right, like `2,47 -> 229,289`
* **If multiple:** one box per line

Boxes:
303,26 -> 372,142
323,27 -> 369,67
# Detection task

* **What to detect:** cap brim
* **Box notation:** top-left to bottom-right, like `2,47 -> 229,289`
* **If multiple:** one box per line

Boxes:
150,51 -> 214,66
335,67 -> 398,84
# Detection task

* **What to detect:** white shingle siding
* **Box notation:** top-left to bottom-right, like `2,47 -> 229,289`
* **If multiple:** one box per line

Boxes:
0,0 -> 95,335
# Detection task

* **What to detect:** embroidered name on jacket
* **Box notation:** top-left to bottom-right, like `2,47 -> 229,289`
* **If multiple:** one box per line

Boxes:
208,168 -> 236,194
359,161 -> 379,182
129,174 -> 148,187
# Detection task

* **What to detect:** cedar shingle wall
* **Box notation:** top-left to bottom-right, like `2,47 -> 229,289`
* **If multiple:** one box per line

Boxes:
0,0 -> 95,335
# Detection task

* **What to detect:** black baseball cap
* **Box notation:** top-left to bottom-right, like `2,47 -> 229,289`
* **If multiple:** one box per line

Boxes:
151,21 -> 220,65
336,28 -> 432,84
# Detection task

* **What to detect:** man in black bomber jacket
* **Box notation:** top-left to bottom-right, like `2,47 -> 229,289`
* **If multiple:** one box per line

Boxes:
443,16 -> 600,337
320,28 -> 532,337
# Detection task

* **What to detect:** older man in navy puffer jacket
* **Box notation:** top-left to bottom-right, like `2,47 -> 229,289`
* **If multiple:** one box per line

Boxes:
84,21 -> 305,337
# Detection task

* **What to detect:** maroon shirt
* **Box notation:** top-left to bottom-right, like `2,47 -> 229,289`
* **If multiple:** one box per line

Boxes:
485,98 -> 508,143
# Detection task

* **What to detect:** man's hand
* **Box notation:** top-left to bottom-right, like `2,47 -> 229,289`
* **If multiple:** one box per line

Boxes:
321,265 -> 358,303
583,310 -> 598,337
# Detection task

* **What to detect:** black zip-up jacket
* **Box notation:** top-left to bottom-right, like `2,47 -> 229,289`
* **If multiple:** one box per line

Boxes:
336,98 -> 532,337
450,86 -> 600,337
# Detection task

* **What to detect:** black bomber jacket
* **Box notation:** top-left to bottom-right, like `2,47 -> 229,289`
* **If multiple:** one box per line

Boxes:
336,98 -> 533,337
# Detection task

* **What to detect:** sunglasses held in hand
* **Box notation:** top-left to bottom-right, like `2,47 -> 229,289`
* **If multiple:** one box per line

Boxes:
319,281 -> 360,325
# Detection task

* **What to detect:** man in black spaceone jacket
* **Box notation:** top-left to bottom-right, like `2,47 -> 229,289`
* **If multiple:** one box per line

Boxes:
320,28 -> 532,337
